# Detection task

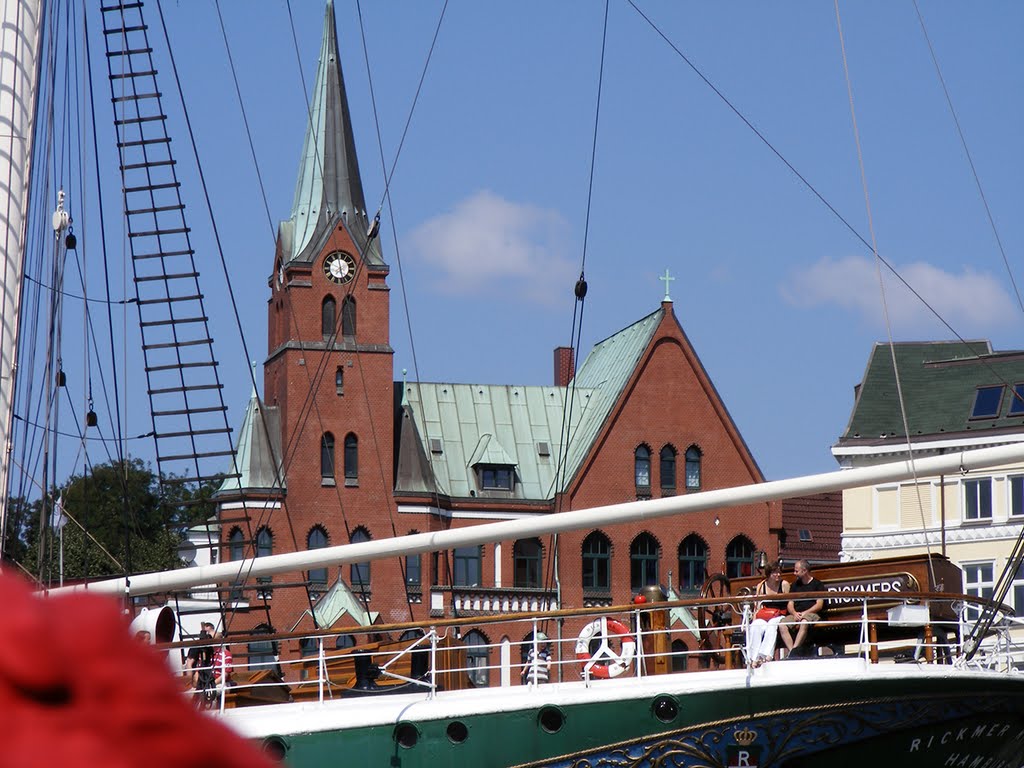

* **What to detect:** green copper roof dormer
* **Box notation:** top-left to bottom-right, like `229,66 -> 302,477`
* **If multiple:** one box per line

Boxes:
280,1 -> 383,267
467,433 -> 517,468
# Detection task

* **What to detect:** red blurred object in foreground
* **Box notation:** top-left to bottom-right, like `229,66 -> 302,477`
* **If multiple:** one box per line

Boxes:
0,573 -> 275,768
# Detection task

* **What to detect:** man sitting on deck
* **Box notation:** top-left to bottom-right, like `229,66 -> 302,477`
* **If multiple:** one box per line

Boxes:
779,559 -> 826,658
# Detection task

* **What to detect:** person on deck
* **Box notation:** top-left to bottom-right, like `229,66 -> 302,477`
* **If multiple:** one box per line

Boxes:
746,562 -> 790,668
212,636 -> 233,688
779,560 -> 826,657
185,622 -> 216,695
521,632 -> 551,685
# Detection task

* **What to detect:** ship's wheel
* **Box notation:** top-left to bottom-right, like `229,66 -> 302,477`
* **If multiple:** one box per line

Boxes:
698,573 -> 734,666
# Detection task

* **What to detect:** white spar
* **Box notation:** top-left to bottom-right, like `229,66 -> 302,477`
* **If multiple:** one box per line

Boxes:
48,440 -> 1024,598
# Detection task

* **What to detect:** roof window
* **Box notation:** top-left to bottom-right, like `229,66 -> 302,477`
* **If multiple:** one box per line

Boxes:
1009,384 -> 1024,416
478,464 -> 514,491
971,385 -> 1004,419
798,529 -> 813,542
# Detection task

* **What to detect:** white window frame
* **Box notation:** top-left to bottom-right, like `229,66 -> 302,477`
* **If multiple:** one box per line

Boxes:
1008,474 -> 1024,519
963,477 -> 993,522
963,561 -> 995,622
1013,561 -> 1024,619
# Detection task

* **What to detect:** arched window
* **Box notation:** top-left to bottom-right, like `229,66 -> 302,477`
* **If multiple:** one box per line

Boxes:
299,638 -> 319,659
335,634 -> 356,651
307,526 -> 328,587
453,545 -> 482,587
678,534 -> 707,594
321,433 -> 335,481
464,629 -> 490,687
660,445 -> 677,495
255,527 -> 273,585
321,296 -> 336,339
341,296 -> 356,337
685,446 -> 702,491
671,639 -> 689,672
635,445 -> 651,493
581,531 -> 611,592
630,532 -> 660,590
255,527 -> 273,557
228,527 -> 246,600
726,535 -> 756,579
248,624 -> 279,672
350,528 -> 370,586
335,366 -> 344,395
405,531 -> 422,588
513,538 -> 543,588
228,527 -> 245,561
344,433 -> 358,481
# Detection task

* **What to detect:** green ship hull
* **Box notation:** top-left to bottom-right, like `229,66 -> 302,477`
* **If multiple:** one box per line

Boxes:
221,658 -> 1024,767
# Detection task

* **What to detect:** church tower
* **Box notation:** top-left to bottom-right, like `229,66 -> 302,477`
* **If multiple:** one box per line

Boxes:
263,1 -> 393,620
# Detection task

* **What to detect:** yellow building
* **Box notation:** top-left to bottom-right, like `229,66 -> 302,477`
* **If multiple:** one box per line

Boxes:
833,341 -> 1024,655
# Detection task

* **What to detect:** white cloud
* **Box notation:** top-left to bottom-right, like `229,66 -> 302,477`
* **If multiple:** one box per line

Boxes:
782,255 -> 1018,334
406,190 -> 575,304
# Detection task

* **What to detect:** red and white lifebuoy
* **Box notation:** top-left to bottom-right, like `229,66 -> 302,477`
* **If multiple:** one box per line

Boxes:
575,617 -> 636,679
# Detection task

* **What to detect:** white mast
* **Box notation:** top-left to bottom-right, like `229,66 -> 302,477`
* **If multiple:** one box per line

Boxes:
51,440 -> 1024,598
0,0 -> 43,552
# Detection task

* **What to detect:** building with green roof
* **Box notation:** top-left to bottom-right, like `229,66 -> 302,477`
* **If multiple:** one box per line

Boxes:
833,341 -> 1024,642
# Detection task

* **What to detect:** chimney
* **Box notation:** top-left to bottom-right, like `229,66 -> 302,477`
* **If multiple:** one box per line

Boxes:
554,346 -> 575,387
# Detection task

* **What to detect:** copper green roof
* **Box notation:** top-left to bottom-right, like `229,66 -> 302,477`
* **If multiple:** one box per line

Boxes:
397,382 -> 596,499
216,390 -> 284,496
279,1 -> 383,267
395,309 -> 663,499
836,340 -> 1024,445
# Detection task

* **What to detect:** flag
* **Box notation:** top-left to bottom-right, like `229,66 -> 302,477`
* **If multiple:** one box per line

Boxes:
49,494 -> 67,531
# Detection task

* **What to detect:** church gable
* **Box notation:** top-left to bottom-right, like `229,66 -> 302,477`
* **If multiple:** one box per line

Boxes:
567,303 -> 764,502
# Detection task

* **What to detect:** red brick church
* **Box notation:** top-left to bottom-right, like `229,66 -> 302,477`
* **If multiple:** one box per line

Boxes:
213,4 -> 821,672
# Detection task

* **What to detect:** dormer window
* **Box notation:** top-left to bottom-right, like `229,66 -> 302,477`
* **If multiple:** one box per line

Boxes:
1009,384 -> 1024,416
478,464 -> 514,491
971,385 -> 1004,419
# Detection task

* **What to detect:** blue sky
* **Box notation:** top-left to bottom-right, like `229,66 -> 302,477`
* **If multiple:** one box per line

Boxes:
32,1 -> 1024,490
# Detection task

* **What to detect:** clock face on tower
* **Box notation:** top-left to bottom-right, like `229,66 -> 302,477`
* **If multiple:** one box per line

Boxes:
323,251 -> 356,284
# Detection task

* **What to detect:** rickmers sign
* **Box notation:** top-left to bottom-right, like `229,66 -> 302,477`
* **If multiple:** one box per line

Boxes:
824,572 -> 919,607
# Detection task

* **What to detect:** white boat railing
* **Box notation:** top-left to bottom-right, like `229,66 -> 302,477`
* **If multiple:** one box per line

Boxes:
174,591 -> 1022,713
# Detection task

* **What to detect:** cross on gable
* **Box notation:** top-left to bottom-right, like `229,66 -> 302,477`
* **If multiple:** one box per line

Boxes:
659,269 -> 675,302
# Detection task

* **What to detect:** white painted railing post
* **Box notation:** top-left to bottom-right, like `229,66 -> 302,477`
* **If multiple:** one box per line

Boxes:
318,637 -> 325,703
633,608 -> 644,678
500,638 -> 511,687
860,599 -> 869,662
429,628 -> 438,700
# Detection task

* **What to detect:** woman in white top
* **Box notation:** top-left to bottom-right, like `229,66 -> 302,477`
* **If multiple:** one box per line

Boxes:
746,563 -> 790,668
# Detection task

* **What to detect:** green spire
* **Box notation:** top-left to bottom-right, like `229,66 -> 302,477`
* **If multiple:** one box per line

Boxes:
281,1 -> 382,266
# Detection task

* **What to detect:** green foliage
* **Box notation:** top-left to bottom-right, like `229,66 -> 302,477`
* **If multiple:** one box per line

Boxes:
5,458 -> 218,585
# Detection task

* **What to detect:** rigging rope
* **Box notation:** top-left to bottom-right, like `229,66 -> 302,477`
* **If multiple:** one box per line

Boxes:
542,0 -> 609,624
833,1 -> 935,588
910,0 -> 1024,320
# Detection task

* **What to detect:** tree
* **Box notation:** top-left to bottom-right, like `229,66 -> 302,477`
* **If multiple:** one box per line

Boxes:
12,458 -> 215,585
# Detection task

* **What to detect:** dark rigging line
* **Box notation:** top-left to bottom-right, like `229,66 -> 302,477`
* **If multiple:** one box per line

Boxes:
369,0 -> 449,218
545,0 -> 610,617
213,0 -> 277,241
155,0 -> 280,635
355,0 -> 451,606
910,0 -> 1024,318
625,0 -> 1024,401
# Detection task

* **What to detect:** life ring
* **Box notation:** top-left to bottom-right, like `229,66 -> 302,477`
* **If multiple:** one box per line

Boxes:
575,617 -> 636,679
